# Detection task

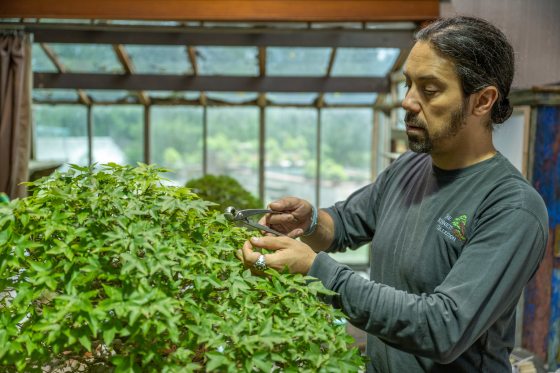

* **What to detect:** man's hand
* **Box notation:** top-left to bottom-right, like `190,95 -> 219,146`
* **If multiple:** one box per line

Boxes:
261,197 -> 314,238
240,236 -> 317,275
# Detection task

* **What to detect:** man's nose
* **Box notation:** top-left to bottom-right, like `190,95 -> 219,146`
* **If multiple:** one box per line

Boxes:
401,89 -> 421,113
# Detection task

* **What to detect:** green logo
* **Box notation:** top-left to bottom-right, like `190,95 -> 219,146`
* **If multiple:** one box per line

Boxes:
451,214 -> 467,241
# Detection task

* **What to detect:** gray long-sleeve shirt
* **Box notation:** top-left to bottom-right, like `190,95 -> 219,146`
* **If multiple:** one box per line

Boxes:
308,151 -> 548,372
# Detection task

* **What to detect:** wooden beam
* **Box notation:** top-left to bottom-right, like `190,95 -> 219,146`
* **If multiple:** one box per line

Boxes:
144,106 -> 151,163
112,44 -> 151,105
34,72 -> 391,93
187,46 -> 198,76
258,47 -> 266,77
316,47 -> 337,107
40,43 -> 92,105
257,47 -> 267,107
1,0 -> 439,22
33,97 -> 390,109
22,24 -> 415,49
112,44 -> 133,74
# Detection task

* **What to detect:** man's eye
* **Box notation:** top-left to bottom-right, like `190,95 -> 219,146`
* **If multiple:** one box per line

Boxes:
424,89 -> 438,96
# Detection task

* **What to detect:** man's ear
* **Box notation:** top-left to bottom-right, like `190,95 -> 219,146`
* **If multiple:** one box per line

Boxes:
471,86 -> 499,117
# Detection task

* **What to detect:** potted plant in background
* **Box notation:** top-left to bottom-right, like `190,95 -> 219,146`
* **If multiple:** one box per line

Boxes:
185,174 -> 263,212
0,163 -> 364,372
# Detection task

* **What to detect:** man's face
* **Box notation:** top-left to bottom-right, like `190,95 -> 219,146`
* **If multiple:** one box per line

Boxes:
402,41 -> 468,154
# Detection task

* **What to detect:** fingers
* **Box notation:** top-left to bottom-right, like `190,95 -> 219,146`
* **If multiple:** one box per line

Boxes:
240,236 -> 316,275
268,196 -> 303,212
241,239 -> 272,275
249,236 -> 292,251
241,240 -> 261,263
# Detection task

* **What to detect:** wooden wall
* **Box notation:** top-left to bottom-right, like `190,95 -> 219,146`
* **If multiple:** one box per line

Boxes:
440,0 -> 560,89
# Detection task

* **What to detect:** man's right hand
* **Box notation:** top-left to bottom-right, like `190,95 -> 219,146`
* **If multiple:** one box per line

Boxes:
263,197 -> 314,238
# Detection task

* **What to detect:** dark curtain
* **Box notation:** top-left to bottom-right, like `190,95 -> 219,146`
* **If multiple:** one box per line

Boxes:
0,32 -> 32,199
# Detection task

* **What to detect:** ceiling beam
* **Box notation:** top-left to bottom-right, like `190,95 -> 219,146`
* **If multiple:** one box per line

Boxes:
316,47 -> 338,108
18,24 -> 415,49
258,47 -> 266,77
112,44 -> 151,105
187,46 -> 198,76
34,72 -> 390,93
0,0 -> 438,22
39,43 -> 92,105
257,47 -> 267,107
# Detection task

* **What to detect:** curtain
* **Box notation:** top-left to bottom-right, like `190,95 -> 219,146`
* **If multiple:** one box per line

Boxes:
0,32 -> 32,199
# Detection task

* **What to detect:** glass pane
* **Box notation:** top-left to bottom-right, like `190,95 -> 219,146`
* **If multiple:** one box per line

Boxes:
267,93 -> 318,105
106,20 -> 181,26
321,108 -> 372,266
267,47 -> 331,76
147,91 -> 199,100
33,105 -> 88,169
197,46 -> 259,76
320,108 -> 372,207
311,22 -> 363,29
206,92 -> 258,103
49,43 -> 124,73
32,44 -> 57,72
323,93 -> 378,105
33,89 -> 78,102
365,22 -> 416,30
86,90 -> 135,102
329,245 -> 370,266
125,45 -> 192,74
92,106 -> 143,165
39,19 -> 92,24
331,48 -> 400,77
207,107 -> 259,198
151,107 -> 203,184
265,108 -> 317,205
203,22 -> 307,29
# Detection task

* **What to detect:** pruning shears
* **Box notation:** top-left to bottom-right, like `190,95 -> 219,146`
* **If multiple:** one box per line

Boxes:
224,206 -> 286,236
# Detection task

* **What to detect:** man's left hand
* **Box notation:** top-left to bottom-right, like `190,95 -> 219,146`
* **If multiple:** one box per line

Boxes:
239,236 -> 317,275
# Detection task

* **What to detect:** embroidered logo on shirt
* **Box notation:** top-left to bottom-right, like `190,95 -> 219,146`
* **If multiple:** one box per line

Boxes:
436,214 -> 468,243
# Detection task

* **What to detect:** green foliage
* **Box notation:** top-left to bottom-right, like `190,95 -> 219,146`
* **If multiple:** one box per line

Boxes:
186,174 -> 263,212
0,164 -> 364,372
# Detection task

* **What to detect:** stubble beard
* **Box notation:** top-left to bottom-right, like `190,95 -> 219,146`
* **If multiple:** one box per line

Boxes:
404,106 -> 466,154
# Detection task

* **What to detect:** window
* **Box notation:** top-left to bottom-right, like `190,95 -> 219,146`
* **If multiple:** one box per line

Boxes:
207,107 -> 259,197
33,105 -> 88,169
265,107 -> 317,205
92,106 -> 143,165
150,106 -> 204,184
321,108 -> 372,267
320,108 -> 372,207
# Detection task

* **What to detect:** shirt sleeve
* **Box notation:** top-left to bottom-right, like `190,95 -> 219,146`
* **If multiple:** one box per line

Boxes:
324,156 -> 398,252
308,205 -> 548,363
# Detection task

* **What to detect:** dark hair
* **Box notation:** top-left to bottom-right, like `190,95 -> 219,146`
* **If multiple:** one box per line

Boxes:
415,16 -> 514,125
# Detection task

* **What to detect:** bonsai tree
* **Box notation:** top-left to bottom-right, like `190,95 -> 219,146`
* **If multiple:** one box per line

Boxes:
185,174 -> 263,212
0,163 -> 364,372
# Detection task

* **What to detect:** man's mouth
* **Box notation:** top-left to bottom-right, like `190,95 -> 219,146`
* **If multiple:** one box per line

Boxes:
405,122 -> 425,131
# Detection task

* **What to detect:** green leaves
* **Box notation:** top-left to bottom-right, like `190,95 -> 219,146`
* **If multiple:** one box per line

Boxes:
0,163 -> 364,372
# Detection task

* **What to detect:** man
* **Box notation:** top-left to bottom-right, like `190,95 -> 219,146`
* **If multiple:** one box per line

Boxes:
240,16 -> 548,372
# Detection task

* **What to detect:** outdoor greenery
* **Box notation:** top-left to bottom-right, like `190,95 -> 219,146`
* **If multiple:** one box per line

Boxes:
33,105 -> 372,184
0,163 -> 364,372
185,174 -> 263,212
